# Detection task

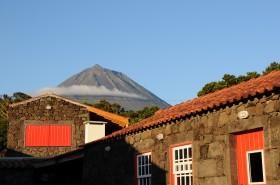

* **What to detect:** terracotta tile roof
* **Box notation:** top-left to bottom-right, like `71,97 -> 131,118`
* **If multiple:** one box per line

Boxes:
84,71 -> 280,146
87,106 -> 128,127
9,93 -> 129,127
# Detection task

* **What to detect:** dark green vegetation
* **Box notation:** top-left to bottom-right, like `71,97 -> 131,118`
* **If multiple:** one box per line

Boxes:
90,100 -> 159,124
197,62 -> 280,97
0,92 -> 31,150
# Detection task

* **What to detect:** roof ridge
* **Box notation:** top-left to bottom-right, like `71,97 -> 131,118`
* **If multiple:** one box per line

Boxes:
9,93 -> 129,127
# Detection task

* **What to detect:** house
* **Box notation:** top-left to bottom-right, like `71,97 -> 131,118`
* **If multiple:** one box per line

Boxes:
79,71 -> 280,185
2,71 -> 280,185
7,93 -> 128,157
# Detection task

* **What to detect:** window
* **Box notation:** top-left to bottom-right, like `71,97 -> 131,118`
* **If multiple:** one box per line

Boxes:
136,152 -> 152,185
25,124 -> 72,147
246,150 -> 266,184
172,144 -> 192,185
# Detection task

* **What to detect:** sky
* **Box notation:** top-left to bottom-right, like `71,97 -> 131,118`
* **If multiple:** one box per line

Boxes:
0,0 -> 279,105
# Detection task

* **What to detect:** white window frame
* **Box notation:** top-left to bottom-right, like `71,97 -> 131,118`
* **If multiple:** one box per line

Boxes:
246,149 -> 266,185
172,144 -> 192,185
136,152 -> 152,185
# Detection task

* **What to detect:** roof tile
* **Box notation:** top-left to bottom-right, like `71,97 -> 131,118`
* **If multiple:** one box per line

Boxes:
84,71 -> 280,146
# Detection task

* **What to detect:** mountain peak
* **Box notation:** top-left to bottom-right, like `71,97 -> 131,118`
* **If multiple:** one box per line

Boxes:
92,64 -> 103,70
58,65 -> 170,110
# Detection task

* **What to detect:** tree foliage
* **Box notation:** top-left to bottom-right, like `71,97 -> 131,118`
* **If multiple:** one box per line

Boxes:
0,92 -> 31,150
122,106 -> 159,124
197,62 -> 279,97
89,100 -> 159,124
93,100 -> 125,115
263,61 -> 280,74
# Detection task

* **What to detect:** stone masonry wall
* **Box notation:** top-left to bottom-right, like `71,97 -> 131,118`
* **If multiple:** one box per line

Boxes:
7,96 -> 89,157
82,92 -> 280,185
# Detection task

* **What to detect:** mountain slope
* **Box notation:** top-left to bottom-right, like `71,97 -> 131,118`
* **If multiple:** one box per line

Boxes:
58,65 -> 170,110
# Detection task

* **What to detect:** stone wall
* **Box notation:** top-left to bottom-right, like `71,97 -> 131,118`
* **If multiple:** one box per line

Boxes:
82,93 -> 280,185
7,96 -> 89,157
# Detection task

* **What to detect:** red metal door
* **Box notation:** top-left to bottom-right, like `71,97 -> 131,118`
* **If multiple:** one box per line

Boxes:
49,125 -> 72,146
25,124 -> 72,147
25,125 -> 49,146
235,130 -> 266,185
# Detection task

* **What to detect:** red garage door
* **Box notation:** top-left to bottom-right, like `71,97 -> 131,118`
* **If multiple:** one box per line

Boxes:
235,130 -> 266,185
25,124 -> 72,147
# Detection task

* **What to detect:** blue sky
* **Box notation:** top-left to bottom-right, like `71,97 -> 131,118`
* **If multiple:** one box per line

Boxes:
0,0 -> 279,105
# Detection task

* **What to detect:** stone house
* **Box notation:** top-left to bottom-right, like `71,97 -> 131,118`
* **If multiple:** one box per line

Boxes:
80,71 -> 280,185
7,94 -> 128,157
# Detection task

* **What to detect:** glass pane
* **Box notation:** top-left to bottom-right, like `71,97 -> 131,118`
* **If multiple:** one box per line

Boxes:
144,156 -> 148,165
181,176 -> 185,185
249,152 -> 264,182
184,148 -> 188,159
139,156 -> 142,165
175,150 -> 178,160
189,148 -> 192,158
141,178 -> 144,185
177,177 -> 180,185
186,176 -> 190,185
138,167 -> 141,176
179,149 -> 183,159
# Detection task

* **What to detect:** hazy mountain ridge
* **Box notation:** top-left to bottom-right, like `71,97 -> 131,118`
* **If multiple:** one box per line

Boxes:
58,65 -> 170,110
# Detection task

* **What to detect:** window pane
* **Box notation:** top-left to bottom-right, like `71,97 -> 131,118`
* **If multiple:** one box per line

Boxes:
144,156 -> 147,165
175,150 -> 178,160
184,148 -> 188,159
138,167 -> 141,176
141,178 -> 144,185
179,149 -> 183,159
177,177 -> 180,185
249,152 -> 264,182
186,176 -> 190,185
189,148 -> 192,158
181,176 -> 185,185
173,146 -> 192,185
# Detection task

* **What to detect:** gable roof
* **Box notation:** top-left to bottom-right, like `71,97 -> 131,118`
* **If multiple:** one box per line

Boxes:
9,93 -> 128,127
84,70 -> 280,146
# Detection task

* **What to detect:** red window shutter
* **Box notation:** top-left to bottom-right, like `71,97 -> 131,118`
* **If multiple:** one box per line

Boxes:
25,124 -> 72,147
49,125 -> 72,146
25,125 -> 49,146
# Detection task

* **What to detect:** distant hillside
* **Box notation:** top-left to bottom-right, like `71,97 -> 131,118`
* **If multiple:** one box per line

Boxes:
57,64 -> 170,110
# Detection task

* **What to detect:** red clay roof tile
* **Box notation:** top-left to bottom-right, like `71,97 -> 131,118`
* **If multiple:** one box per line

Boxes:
84,71 -> 280,146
